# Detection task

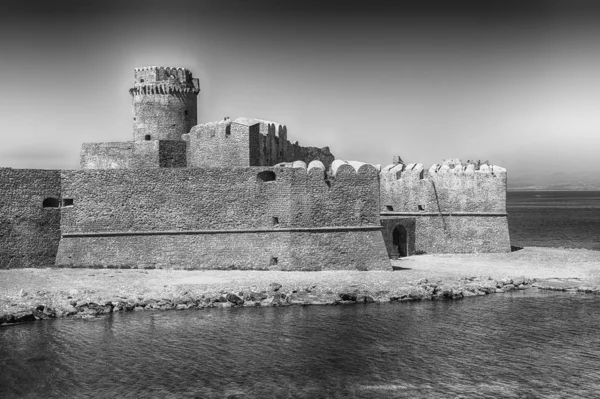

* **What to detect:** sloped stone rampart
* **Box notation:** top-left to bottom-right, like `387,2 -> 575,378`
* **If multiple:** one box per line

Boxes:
55,229 -> 389,270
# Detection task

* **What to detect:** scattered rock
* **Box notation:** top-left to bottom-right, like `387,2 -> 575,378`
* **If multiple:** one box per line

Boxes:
245,292 -> 267,302
338,292 -> 357,301
226,293 -> 244,306
269,283 -> 282,292
512,277 -> 525,286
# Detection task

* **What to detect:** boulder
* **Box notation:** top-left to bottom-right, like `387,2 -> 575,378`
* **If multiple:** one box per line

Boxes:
13,311 -> 35,322
338,292 -> 358,301
226,293 -> 244,306
512,277 -> 525,286
245,292 -> 267,302
269,283 -> 283,292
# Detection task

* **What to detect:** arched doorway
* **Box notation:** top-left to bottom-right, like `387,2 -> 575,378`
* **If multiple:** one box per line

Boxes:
392,225 -> 408,258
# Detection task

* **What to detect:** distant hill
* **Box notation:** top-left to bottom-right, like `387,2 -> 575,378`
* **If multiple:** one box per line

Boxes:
508,171 -> 600,191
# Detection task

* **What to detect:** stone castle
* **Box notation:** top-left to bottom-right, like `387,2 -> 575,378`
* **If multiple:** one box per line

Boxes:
0,66 -> 511,270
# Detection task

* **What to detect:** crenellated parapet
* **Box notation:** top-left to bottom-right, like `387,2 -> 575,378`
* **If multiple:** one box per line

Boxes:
380,159 -> 507,214
129,66 -> 200,95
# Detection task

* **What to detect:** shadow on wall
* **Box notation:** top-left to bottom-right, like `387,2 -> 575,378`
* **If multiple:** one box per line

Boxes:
380,218 -> 416,258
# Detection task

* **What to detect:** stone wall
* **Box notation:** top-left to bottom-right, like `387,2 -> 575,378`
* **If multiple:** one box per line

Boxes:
243,118 -> 335,168
80,142 -> 133,169
132,92 -> 197,142
131,66 -> 199,142
56,229 -> 389,271
0,168 -> 62,268
379,161 -> 510,254
184,120 -> 253,168
380,215 -> 510,254
55,163 -> 390,270
380,162 -> 507,213
185,117 -> 335,168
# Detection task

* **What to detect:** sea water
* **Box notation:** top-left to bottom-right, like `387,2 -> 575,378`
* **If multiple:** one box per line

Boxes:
1,191 -> 599,398
1,290 -> 600,398
508,191 -> 600,250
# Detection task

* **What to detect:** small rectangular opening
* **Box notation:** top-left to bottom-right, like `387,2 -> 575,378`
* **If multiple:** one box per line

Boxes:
418,205 -> 425,211
63,198 -> 74,207
386,205 -> 394,211
272,217 -> 279,225
270,257 -> 278,266
225,125 -> 231,136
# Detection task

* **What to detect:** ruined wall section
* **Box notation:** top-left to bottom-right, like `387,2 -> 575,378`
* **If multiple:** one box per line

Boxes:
243,118 -> 334,169
185,117 -> 335,168
130,66 -> 199,142
0,168 -> 62,268
80,142 -> 133,169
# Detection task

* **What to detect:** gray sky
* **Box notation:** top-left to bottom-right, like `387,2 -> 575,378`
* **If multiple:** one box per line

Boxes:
1,0 -> 599,181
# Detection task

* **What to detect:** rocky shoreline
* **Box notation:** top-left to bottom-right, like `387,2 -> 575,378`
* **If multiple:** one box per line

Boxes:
1,275 -> 539,326
3,247 -> 600,326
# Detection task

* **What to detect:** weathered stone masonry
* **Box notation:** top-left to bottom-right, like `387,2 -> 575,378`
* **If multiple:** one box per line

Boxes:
0,66 -> 510,270
379,162 -> 510,256
0,168 -> 61,268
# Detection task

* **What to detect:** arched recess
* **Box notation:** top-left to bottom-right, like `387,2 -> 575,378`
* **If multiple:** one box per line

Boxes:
392,225 -> 408,258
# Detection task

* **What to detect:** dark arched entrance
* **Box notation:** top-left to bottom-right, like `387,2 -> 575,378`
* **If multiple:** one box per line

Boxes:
392,225 -> 408,258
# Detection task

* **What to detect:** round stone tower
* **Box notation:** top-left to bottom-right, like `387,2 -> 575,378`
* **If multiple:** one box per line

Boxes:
129,66 -> 200,142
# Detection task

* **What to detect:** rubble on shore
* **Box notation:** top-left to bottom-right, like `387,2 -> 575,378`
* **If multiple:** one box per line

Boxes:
0,276 -> 539,325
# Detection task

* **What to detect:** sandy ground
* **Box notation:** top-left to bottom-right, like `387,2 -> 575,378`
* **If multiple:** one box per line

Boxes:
1,247 -> 599,322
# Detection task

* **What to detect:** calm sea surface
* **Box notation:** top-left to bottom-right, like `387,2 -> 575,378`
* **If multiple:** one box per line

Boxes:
1,191 -> 599,398
2,290 -> 600,399
508,191 -> 600,250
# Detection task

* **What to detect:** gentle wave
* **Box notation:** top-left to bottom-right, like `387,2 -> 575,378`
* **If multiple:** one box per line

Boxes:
2,290 -> 600,398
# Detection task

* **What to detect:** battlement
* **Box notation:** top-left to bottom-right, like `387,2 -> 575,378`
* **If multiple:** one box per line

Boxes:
130,66 -> 200,94
381,161 -> 506,180
274,159 -> 379,178
427,162 -> 506,177
381,163 -> 425,180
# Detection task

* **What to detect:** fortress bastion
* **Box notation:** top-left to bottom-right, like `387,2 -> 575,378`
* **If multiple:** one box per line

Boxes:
0,66 -> 510,270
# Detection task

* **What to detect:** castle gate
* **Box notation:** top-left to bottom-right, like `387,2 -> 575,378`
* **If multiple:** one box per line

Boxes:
392,225 -> 408,258
379,217 -> 416,259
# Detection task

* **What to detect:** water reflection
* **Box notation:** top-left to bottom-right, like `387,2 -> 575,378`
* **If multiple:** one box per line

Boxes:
2,290 -> 600,398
